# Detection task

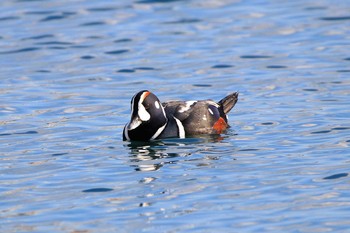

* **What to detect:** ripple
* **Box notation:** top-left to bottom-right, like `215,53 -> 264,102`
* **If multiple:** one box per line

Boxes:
259,122 -> 275,126
40,15 -> 66,22
266,65 -> 287,69
52,153 -> 69,157
304,6 -> 328,10
116,67 -> 155,72
105,49 -> 129,55
137,0 -> 183,3
47,46 -> 65,50
87,35 -> 104,39
331,127 -> 350,131
15,130 -> 38,135
0,16 -> 20,21
114,38 -> 132,43
165,18 -> 201,24
309,127 -> 349,135
193,84 -> 212,87
36,70 -> 51,73
22,34 -> 54,40
82,188 -> 114,193
87,7 -> 119,12
311,130 -> 332,134
337,70 -> 350,73
320,16 -> 350,21
239,148 -> 259,152
323,173 -> 348,180
17,0 -> 46,2
1,130 -> 39,136
25,10 -> 55,15
303,88 -> 319,92
35,41 -> 73,45
211,64 -> 233,69
0,47 -> 40,54
240,55 -> 273,59
70,45 -> 91,49
320,99 -> 338,102
117,69 -> 135,73
80,21 -> 106,26
135,67 -> 156,70
0,133 -> 11,136
40,12 -> 75,22
318,81 -> 342,85
81,55 -> 95,60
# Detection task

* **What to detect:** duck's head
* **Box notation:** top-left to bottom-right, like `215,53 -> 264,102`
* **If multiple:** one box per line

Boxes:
123,90 -> 167,141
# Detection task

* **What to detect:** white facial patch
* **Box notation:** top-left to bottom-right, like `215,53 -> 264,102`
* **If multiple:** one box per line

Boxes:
138,103 -> 150,121
178,101 -> 196,113
208,108 -> 214,115
155,101 -> 160,109
137,92 -> 151,121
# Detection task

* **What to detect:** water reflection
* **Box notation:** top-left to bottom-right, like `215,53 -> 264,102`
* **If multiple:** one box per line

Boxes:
125,136 -> 225,172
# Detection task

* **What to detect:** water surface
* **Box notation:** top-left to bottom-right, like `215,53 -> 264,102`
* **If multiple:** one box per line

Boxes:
1,0 -> 350,232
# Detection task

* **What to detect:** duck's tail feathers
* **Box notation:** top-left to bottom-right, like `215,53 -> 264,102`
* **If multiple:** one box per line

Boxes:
218,92 -> 239,114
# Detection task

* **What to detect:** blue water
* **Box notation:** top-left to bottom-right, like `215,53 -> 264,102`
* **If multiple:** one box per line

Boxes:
1,0 -> 350,232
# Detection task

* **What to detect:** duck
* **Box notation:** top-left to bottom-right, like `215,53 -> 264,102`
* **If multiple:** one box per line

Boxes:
123,90 -> 238,141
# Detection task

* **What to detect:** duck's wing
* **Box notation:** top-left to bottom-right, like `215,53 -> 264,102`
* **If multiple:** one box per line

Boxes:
162,100 -> 198,121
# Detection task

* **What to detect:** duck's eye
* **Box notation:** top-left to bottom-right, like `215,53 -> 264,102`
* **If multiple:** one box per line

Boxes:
143,103 -> 150,109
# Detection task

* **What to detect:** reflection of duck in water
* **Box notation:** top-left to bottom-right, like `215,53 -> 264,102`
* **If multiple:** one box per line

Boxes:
127,141 -> 179,172
123,90 -> 238,141
126,137 -> 223,172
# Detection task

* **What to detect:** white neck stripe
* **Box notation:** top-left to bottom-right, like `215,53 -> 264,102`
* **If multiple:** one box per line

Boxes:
124,125 -> 130,141
173,117 -> 185,138
150,103 -> 167,140
150,122 -> 167,140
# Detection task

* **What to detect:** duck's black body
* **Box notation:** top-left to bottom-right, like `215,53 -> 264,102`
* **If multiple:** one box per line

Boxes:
123,90 -> 238,141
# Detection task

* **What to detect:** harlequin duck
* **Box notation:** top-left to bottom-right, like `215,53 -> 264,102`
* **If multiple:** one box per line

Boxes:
123,90 -> 238,141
